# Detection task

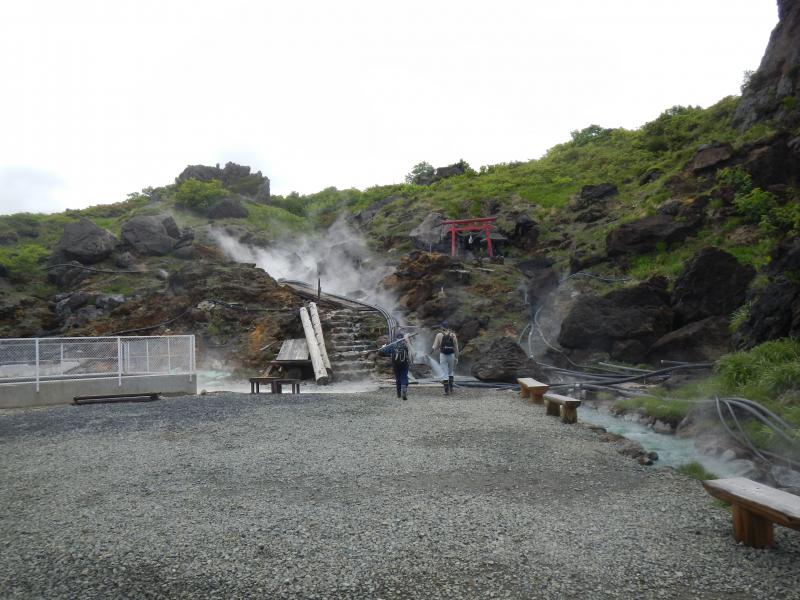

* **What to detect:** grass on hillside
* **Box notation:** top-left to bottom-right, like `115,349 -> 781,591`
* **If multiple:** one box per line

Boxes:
676,462 -> 718,481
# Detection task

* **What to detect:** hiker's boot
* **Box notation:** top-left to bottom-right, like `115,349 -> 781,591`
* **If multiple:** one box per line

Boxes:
402,386 -> 408,401
448,376 -> 455,394
396,388 -> 402,399
443,381 -> 450,395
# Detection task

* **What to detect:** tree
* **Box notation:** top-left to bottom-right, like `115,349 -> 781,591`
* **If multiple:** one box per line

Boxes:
405,161 -> 434,184
175,178 -> 228,214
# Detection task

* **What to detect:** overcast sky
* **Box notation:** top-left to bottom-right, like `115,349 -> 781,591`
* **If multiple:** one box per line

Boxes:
0,0 -> 779,215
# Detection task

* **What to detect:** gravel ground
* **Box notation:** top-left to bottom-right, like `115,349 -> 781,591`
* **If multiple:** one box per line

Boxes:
1,387 -> 799,599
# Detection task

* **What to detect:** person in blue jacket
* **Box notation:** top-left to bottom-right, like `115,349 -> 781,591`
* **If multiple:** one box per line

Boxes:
379,333 -> 413,400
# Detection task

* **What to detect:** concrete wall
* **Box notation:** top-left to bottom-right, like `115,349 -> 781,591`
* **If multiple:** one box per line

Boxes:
0,375 -> 197,409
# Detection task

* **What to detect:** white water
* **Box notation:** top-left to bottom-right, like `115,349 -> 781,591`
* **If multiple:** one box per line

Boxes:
579,405 -> 750,478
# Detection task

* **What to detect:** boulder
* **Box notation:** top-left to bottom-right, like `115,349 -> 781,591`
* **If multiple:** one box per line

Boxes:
671,247 -> 755,325
409,213 -> 445,251
740,134 -> 800,188
0,263 -> 8,278
208,197 -> 249,219
735,276 -> 800,348
351,195 -> 401,226
52,218 -> 118,264
557,280 -> 674,359
648,316 -> 732,363
121,214 -> 180,256
569,183 -> 618,211
46,261 -> 90,289
470,336 -> 545,382
605,214 -> 700,256
690,143 -> 733,173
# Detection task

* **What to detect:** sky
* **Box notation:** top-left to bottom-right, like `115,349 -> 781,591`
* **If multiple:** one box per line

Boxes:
0,0 -> 779,215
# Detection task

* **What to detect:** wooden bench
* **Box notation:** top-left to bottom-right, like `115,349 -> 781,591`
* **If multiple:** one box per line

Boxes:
542,392 -> 581,424
517,377 -> 549,404
249,377 -> 300,394
702,477 -> 800,548
73,393 -> 159,406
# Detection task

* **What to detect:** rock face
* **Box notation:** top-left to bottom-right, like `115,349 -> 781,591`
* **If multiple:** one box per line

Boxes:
208,197 -> 249,219
647,316 -> 732,363
412,161 -> 469,186
605,214 -> 700,256
121,215 -> 181,256
470,336 -> 545,382
690,143 -> 733,173
176,162 -> 270,201
383,251 -> 459,312
569,184 -> 618,211
671,247 -> 755,326
558,280 -> 674,361
733,0 -> 800,129
408,213 -> 445,251
52,218 -> 117,264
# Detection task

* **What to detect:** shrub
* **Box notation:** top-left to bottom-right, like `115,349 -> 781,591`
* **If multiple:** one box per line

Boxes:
0,243 -> 50,280
734,188 -> 778,223
677,462 -> 717,481
716,166 -> 753,195
175,178 -> 227,213
405,161 -> 434,184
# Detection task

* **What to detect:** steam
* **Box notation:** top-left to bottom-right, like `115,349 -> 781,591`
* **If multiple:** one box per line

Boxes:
210,218 -> 400,314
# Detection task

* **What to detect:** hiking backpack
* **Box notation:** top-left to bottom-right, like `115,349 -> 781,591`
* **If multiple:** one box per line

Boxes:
440,333 -> 455,355
393,343 -> 409,367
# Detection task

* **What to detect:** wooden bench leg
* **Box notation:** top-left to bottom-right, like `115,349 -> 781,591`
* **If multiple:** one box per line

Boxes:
531,391 -> 544,405
732,504 -> 774,548
251,381 -> 255,394
519,387 -> 528,399
561,405 -> 578,424
545,400 -> 560,417
292,383 -> 299,394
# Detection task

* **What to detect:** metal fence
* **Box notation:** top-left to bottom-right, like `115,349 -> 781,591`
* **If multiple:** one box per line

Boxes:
0,335 -> 195,391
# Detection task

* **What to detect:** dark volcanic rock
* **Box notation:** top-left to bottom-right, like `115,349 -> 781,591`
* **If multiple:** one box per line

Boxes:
671,247 -> 755,326
176,162 -> 270,200
121,215 -> 180,256
557,280 -> 674,358
47,261 -> 91,289
740,134 -> 800,188
0,263 -> 8,278
690,143 -> 733,173
470,336 -> 545,382
733,0 -> 800,128
351,195 -> 401,226
736,275 -> 800,348
605,214 -> 700,256
648,316 -> 732,363
208,197 -> 249,219
52,218 -> 117,264
569,183 -> 618,211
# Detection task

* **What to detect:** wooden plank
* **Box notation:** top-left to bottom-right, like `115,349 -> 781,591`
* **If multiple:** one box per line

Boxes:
517,377 -> 549,390
275,339 -> 309,361
703,478 -> 800,530
543,392 -> 581,407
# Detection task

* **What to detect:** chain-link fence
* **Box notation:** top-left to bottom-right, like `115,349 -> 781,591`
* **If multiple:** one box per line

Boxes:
0,336 -> 195,390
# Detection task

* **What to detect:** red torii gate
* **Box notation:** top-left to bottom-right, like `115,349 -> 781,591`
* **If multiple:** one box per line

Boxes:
441,217 -> 497,258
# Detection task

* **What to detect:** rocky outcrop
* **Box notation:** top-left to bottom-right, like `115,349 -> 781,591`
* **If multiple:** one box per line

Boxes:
558,280 -> 674,362
208,197 -> 249,219
733,0 -> 800,129
605,214 -> 700,256
671,247 -> 755,326
569,184 -> 618,211
517,257 -> 559,308
647,316 -> 732,363
408,213 -> 445,251
383,251 -> 460,312
176,162 -> 270,201
469,336 -> 545,382
412,161 -> 470,186
121,215 -> 181,256
690,143 -> 733,173
51,218 -> 117,265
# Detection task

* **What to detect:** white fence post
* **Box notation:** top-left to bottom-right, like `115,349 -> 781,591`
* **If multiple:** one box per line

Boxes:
35,338 -> 40,392
117,337 -> 122,386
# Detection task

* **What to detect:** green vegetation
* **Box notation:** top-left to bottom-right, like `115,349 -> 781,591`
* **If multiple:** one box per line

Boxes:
613,396 -> 695,427
676,462 -> 717,481
175,178 -> 228,214
0,243 -> 51,280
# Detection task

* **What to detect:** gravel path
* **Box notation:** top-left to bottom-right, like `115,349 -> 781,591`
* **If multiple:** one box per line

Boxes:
1,387 -> 799,599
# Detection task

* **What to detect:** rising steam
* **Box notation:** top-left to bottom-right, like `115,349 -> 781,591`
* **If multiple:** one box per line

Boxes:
210,218 -> 400,313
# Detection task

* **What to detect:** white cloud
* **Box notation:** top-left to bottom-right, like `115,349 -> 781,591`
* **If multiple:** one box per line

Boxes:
0,0 -> 778,214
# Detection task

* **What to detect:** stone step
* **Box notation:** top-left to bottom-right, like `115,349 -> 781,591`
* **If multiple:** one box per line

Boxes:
331,359 -> 372,369
331,344 -> 373,353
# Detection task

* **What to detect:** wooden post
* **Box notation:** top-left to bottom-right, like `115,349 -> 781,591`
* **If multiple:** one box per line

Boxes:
531,390 -> 545,405
300,307 -> 329,384
485,226 -> 493,257
308,302 -> 332,372
732,504 -> 774,548
562,405 -> 578,424
450,226 -> 457,257
545,399 -> 560,417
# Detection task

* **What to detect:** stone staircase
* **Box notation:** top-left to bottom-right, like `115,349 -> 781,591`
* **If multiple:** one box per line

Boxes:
323,308 -> 379,381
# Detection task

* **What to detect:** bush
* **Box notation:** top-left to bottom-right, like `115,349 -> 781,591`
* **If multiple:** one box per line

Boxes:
677,462 -> 717,481
405,161 -> 434,184
734,188 -> 778,223
716,338 -> 800,399
716,166 -> 753,195
0,243 -> 50,280
175,179 -> 227,213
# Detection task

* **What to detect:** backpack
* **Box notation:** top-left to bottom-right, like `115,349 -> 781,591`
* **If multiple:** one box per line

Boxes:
440,333 -> 455,355
392,342 -> 409,367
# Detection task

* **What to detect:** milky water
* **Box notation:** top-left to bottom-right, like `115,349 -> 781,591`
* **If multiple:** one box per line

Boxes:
579,405 -> 748,478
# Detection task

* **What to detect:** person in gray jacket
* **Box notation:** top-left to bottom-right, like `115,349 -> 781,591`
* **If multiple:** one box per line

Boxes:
432,322 -> 459,395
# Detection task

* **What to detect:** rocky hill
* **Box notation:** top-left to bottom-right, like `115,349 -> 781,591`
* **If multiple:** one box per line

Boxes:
0,3 -> 798,386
